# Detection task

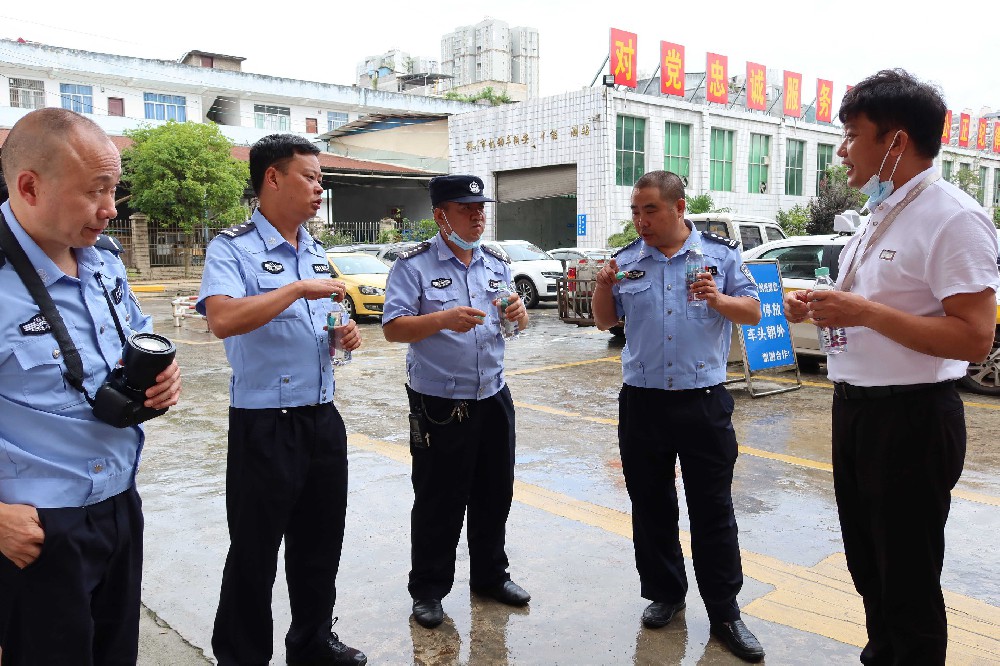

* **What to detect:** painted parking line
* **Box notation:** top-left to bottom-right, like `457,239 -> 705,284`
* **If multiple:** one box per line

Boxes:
347,433 -> 1000,663
506,356 -> 621,376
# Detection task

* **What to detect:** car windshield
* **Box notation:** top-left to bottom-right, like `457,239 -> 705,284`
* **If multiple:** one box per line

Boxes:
498,243 -> 550,261
328,254 -> 391,275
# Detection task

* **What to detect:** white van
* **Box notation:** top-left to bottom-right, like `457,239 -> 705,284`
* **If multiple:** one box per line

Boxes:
686,213 -> 787,252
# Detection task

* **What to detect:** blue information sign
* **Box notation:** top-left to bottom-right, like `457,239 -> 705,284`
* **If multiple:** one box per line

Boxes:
739,261 -> 796,372
576,214 -> 587,236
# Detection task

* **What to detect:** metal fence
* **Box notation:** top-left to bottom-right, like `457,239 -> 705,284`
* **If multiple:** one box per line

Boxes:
105,218 -> 134,268
325,220 -> 427,243
147,224 -> 216,268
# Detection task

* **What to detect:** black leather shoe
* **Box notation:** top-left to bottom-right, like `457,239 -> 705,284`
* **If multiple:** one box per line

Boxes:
286,632 -> 367,666
472,580 -> 531,606
710,619 -> 765,662
641,601 -> 686,628
412,599 -> 444,628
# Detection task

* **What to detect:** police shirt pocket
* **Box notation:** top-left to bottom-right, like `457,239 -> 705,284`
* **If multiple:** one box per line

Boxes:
12,337 -> 87,410
619,281 -> 653,319
422,286 -> 458,312
256,274 -> 297,320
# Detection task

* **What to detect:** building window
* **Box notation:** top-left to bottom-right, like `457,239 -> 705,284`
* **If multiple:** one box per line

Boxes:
709,128 -> 734,191
108,97 -> 124,117
994,168 -> 1000,206
747,134 -> 770,195
60,84 -> 93,114
616,116 -> 646,186
327,111 -> 349,131
255,104 -> 291,131
979,166 -> 989,205
785,139 -> 806,196
9,78 -> 45,110
200,55 -> 214,68
306,118 -> 318,134
816,144 -> 835,195
942,159 -> 953,181
143,93 -> 187,121
663,122 -> 690,183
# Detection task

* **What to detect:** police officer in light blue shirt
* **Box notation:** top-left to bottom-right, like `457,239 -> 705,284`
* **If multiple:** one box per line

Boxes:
0,109 -> 181,664
593,170 -> 765,662
382,174 -> 530,630
198,134 -> 366,666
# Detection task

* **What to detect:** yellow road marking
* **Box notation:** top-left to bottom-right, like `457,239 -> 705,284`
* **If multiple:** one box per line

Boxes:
131,285 -> 166,293
347,433 -> 1000,662
507,356 -> 620,376
170,338 -> 223,346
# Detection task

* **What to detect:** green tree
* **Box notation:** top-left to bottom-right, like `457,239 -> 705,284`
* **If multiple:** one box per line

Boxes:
686,193 -> 730,214
405,218 -> 440,241
122,121 -> 249,276
318,229 -> 354,246
951,167 -> 980,199
443,86 -> 513,106
776,204 -> 810,236
608,220 -> 638,248
807,165 -> 865,234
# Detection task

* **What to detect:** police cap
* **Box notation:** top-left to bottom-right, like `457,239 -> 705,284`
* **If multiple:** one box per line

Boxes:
429,174 -> 496,207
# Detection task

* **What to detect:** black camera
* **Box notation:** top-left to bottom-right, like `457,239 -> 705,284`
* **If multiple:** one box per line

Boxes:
92,333 -> 176,428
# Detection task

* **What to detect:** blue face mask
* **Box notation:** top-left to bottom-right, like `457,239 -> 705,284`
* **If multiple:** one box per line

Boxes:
860,131 -> 902,210
441,212 -> 481,250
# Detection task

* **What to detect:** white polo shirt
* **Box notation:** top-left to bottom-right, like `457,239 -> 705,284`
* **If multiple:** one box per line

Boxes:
828,166 -> 1000,386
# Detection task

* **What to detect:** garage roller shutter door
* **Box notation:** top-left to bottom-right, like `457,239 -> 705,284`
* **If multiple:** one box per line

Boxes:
496,165 -> 577,202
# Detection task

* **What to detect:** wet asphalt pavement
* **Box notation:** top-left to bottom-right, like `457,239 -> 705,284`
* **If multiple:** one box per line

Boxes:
133,291 -> 1000,665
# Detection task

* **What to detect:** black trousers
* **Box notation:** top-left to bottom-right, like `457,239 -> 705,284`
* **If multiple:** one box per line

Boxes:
618,383 -> 743,623
407,385 -> 516,601
0,486 -> 143,666
832,382 -> 965,665
212,403 -> 349,666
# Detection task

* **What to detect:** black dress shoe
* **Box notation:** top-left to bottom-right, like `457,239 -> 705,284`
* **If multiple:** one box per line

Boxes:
412,599 -> 444,628
286,632 -> 367,666
641,601 -> 686,628
710,619 -> 765,662
472,580 -> 531,606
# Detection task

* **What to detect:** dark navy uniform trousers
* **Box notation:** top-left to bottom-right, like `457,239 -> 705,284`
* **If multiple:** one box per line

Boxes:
212,403 -> 348,666
406,384 -> 516,601
618,383 -> 743,623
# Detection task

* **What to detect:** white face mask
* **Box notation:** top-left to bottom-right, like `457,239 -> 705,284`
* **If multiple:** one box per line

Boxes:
860,130 -> 903,210
440,211 -> 481,250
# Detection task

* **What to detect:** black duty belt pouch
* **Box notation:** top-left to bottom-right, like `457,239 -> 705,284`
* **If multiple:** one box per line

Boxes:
405,384 -> 430,451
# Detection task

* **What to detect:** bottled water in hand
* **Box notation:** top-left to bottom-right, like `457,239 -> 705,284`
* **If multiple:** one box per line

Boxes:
327,299 -> 352,366
813,267 -> 847,354
495,283 -> 519,341
685,243 -> 707,311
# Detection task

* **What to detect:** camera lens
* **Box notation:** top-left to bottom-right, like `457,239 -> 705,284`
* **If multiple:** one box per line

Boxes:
131,334 -> 174,353
121,333 -> 176,392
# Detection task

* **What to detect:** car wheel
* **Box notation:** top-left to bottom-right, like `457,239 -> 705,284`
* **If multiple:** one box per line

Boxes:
515,277 -> 539,309
342,295 -> 356,320
959,328 -> 1000,395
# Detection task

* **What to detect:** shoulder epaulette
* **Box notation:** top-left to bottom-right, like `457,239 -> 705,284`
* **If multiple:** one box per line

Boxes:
94,234 -> 123,255
398,241 -> 432,260
702,231 -> 740,250
482,245 -> 510,264
612,237 -> 641,258
217,220 -> 256,239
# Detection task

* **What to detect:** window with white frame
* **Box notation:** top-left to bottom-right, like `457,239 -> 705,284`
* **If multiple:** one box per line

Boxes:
616,116 -> 645,186
979,166 -> 989,205
60,84 -> 93,114
255,104 -> 291,131
941,160 -> 953,182
327,111 -> 349,131
816,144 -> 835,195
747,134 -> 770,194
9,78 -> 45,110
663,122 -> 690,183
785,139 -> 805,196
144,93 -> 187,121
709,128 -> 734,191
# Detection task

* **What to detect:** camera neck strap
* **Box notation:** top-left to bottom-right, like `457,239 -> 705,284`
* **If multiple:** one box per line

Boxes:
95,273 -> 128,346
0,215 -> 95,402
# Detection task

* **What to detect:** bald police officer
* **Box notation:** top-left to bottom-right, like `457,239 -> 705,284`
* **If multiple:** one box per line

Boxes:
593,170 -> 765,662
382,174 -> 530,629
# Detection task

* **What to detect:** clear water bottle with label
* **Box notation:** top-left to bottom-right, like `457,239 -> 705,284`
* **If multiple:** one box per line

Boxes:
327,299 -> 352,366
685,241 -> 707,311
495,282 -> 520,341
813,267 -> 847,354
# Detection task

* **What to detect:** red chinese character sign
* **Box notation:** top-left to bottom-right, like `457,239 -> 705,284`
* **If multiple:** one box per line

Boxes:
977,118 -> 988,150
959,113 -> 970,147
745,62 -> 766,111
783,71 -> 802,118
941,110 -> 952,144
706,53 -> 728,104
610,28 -> 637,88
660,42 -> 685,97
994,122 -> 1000,153
816,79 -> 833,123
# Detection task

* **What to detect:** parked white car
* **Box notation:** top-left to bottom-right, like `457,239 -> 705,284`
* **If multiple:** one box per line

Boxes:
480,240 -> 563,308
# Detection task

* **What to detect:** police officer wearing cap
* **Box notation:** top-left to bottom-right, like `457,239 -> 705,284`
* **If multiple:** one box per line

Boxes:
198,134 -> 366,666
593,171 -> 765,662
382,174 -> 530,629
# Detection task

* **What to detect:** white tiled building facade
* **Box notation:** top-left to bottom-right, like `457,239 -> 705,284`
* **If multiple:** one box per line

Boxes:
449,88 -> 1000,248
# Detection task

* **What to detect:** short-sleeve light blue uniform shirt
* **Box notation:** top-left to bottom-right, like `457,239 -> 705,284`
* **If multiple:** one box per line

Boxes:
0,202 -> 151,508
197,209 -> 336,409
382,234 -> 513,400
612,224 -> 759,390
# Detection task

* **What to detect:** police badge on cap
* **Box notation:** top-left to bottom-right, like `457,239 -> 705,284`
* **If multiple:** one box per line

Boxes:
429,175 -> 497,207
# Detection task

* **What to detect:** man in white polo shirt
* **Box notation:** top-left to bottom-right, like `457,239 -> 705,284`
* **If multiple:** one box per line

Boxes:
785,69 -> 999,665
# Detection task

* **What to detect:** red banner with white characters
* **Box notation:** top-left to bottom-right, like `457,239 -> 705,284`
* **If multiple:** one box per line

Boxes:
745,62 -> 766,111
783,71 -> 802,117
994,122 -> 1000,153
941,110 -> 952,144
706,53 -> 728,104
660,41 -> 685,97
959,113 -> 970,147
610,28 -> 637,88
816,79 -> 833,123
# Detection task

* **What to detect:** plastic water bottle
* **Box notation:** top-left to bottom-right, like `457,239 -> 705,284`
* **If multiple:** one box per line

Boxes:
813,267 -> 847,354
327,299 -> 352,366
495,283 -> 519,341
685,242 -> 707,311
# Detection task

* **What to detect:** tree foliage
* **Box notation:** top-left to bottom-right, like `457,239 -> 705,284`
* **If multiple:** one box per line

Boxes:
777,204 -> 810,236
686,193 -> 731,214
807,165 -> 865,234
950,167 -> 980,199
608,220 -> 638,248
443,86 -> 513,105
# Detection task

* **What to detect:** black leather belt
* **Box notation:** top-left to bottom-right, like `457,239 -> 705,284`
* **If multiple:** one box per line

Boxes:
832,380 -> 953,400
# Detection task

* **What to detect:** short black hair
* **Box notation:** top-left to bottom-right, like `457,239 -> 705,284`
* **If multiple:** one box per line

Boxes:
249,134 -> 320,195
838,69 -> 946,159
634,170 -> 686,204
